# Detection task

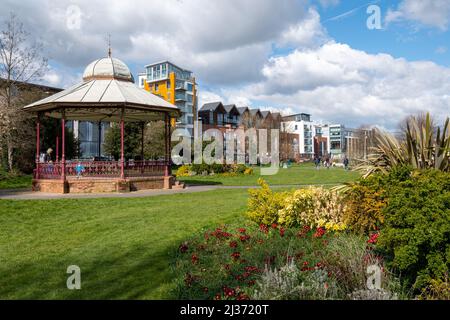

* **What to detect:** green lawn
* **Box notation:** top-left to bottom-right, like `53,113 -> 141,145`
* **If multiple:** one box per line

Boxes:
0,189 -> 249,299
178,163 -> 360,186
0,174 -> 32,189
0,164 -> 360,299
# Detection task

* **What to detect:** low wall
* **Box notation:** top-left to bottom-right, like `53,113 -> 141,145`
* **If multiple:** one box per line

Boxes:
32,176 -> 173,194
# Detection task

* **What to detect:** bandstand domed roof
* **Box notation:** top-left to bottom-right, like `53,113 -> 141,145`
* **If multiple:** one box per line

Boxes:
82,57 -> 134,82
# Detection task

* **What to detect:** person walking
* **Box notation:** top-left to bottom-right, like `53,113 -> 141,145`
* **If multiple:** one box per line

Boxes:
344,156 -> 349,170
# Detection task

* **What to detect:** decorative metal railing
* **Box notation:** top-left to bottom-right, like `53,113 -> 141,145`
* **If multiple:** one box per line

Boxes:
36,162 -> 62,179
34,160 -> 167,179
124,160 -> 166,177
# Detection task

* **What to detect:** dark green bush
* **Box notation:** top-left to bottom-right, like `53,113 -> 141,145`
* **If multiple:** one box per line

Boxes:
377,169 -> 450,292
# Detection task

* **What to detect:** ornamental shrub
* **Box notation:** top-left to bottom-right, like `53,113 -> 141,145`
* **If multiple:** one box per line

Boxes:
343,175 -> 387,234
419,276 -> 450,300
176,165 -> 192,177
247,179 -> 292,225
377,169 -> 450,292
278,188 -> 347,231
182,163 -> 253,176
244,167 -> 254,175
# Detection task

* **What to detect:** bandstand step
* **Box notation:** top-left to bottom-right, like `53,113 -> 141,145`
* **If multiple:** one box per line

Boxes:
172,181 -> 185,190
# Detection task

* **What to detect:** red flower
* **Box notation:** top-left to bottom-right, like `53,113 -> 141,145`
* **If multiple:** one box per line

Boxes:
179,242 -> 188,253
259,224 -> 269,234
184,273 -> 198,287
211,228 -> 233,239
214,293 -> 222,300
313,227 -> 326,238
271,223 -> 278,229
191,254 -> 199,265
368,232 -> 379,244
223,286 -> 236,297
244,265 -> 260,273
239,235 -> 251,242
297,225 -> 311,238
229,241 -> 238,248
223,264 -> 231,271
247,280 -> 256,286
231,252 -> 241,261
279,227 -> 286,237
238,228 -> 246,234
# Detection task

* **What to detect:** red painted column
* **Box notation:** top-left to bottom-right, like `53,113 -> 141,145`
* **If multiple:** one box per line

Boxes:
120,116 -> 125,179
61,114 -> 66,181
56,135 -> 59,162
168,115 -> 172,176
35,113 -> 41,179
164,112 -> 169,177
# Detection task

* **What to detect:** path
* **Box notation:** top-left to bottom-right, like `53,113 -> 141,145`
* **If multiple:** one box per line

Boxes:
0,183 -> 341,200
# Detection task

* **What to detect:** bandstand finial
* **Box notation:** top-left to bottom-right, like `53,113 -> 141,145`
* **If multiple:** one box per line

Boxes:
107,34 -> 112,58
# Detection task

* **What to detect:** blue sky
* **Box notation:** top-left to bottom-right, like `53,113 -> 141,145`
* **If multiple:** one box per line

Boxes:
316,0 -> 450,66
1,0 -> 450,129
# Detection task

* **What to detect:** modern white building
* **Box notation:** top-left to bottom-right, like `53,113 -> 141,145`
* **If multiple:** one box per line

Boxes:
281,113 -> 315,159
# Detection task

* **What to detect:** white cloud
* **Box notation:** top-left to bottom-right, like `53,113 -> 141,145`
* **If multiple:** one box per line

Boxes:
386,0 -> 450,30
1,0 -> 308,86
279,8 -> 329,48
2,0 -> 449,130
198,91 -> 224,108
228,42 -> 450,129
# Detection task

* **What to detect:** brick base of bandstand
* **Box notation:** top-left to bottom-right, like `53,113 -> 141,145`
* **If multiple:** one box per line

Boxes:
31,176 -> 182,194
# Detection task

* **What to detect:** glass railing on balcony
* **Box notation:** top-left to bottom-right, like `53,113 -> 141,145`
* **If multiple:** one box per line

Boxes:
175,93 -> 186,101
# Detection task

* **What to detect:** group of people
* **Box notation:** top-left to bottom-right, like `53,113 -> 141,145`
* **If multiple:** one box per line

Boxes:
314,156 -> 350,170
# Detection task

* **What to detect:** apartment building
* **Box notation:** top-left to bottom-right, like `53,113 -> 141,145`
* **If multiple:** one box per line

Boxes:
139,61 -> 197,136
281,113 -> 315,159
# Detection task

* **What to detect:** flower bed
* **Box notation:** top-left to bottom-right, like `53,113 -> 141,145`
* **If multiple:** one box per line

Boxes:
172,222 -> 403,300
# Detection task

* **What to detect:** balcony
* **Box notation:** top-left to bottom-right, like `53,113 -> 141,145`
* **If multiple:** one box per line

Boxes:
175,93 -> 186,101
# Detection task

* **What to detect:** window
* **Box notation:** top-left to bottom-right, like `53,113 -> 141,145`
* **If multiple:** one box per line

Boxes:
331,141 -> 341,150
161,64 -> 167,77
209,111 -> 214,125
295,125 -> 298,130
217,113 -> 224,125
154,83 -> 159,91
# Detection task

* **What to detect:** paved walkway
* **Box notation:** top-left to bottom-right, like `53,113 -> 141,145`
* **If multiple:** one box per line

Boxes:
0,183 -> 340,200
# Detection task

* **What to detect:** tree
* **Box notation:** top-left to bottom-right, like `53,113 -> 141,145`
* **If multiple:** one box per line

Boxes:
103,122 -> 142,160
144,120 -> 166,159
0,13 -> 48,171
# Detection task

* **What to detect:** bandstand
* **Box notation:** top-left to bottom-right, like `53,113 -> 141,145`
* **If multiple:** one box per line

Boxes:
23,56 -> 180,193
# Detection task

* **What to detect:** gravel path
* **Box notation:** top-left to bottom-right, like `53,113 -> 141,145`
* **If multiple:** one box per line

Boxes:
0,183 -> 341,200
